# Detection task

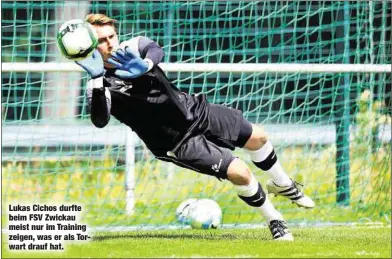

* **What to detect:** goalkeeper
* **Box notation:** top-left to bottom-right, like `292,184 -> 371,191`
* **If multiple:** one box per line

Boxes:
76,14 -> 315,241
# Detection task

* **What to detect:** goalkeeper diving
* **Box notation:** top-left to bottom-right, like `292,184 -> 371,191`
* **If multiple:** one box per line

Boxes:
75,13 -> 315,241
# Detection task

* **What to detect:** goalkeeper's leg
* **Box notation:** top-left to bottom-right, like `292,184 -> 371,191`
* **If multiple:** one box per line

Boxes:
227,158 -> 293,241
157,133 -> 293,241
244,123 -> 315,209
202,104 -> 314,208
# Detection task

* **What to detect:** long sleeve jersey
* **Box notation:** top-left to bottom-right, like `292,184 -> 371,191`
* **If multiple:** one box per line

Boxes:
86,36 -> 210,155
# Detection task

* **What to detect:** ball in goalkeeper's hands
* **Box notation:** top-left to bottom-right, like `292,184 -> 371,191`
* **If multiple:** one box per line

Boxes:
57,19 -> 98,61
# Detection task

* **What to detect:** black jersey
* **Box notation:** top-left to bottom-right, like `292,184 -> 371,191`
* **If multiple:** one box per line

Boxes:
86,37 -> 210,154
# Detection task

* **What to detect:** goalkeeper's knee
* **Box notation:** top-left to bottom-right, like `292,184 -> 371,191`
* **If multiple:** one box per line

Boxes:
227,159 -> 266,207
248,141 -> 277,171
235,174 -> 266,207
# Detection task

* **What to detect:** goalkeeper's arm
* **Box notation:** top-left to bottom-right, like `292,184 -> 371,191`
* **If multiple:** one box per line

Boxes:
139,37 -> 165,71
119,36 -> 165,71
86,77 -> 111,128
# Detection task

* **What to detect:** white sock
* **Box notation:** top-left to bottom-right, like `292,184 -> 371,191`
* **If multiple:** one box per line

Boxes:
248,141 -> 292,186
267,163 -> 291,186
234,174 -> 283,223
258,197 -> 283,224
233,174 -> 259,197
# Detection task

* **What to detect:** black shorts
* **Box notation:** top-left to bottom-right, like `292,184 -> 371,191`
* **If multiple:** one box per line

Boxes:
156,104 -> 253,180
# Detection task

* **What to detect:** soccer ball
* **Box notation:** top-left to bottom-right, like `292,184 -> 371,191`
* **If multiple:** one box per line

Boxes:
176,198 -> 198,225
188,199 -> 222,229
56,19 -> 98,61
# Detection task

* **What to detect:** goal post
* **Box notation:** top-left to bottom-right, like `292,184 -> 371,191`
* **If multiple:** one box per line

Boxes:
2,0 -> 391,230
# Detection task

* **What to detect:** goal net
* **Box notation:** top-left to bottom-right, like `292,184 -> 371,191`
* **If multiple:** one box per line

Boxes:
2,1 -> 391,230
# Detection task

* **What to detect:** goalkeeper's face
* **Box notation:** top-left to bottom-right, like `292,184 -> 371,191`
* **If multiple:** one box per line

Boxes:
93,24 -> 119,68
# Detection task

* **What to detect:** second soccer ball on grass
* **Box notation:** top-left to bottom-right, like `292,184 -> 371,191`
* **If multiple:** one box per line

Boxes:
176,198 -> 222,229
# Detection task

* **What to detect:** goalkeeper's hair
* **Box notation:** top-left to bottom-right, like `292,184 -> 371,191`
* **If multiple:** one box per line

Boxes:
85,13 -> 117,32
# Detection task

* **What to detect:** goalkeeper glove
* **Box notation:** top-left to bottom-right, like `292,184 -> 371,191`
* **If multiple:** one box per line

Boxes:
75,49 -> 104,79
107,47 -> 149,79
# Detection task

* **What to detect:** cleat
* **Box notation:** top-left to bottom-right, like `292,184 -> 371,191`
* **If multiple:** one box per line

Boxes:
268,220 -> 294,241
267,179 -> 315,209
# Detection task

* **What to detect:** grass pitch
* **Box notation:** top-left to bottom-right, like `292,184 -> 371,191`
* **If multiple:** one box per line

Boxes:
2,226 -> 390,258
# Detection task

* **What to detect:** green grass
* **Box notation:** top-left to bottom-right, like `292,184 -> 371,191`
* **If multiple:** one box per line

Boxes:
2,143 -> 391,259
2,226 -> 391,258
2,144 -> 391,227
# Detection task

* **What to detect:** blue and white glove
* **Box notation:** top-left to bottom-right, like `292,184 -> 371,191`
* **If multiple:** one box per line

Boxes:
75,49 -> 104,79
107,47 -> 149,79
